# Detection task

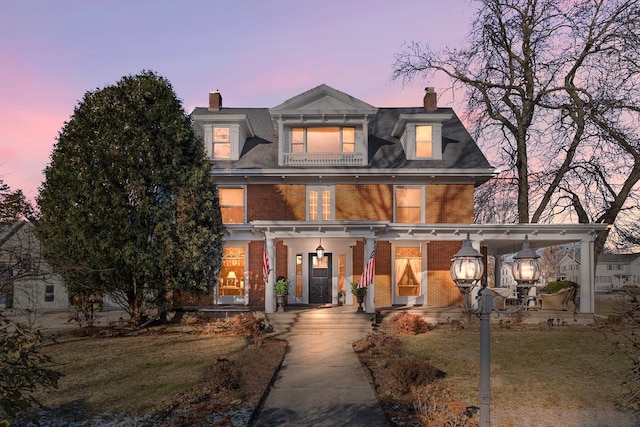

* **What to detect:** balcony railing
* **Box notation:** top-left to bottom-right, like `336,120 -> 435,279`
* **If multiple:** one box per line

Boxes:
283,152 -> 365,166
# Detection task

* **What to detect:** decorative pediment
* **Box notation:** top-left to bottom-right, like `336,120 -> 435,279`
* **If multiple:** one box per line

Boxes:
270,84 -> 377,117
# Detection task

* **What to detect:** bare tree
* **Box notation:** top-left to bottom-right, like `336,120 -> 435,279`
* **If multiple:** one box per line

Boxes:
393,0 -> 640,260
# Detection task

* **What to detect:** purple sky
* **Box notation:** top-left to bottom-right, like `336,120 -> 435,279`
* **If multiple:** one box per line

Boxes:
0,0 -> 476,201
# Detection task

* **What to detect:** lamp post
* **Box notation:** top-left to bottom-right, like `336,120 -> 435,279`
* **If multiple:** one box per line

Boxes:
450,234 -> 540,427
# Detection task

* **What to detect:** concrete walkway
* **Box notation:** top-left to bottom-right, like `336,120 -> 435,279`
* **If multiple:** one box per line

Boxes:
254,307 -> 387,426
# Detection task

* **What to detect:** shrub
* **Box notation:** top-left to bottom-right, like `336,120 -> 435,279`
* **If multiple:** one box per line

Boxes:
413,381 -> 479,427
545,280 -> 578,294
390,312 -> 429,335
201,358 -> 241,392
600,288 -> 640,419
390,358 -> 446,392
232,312 -> 265,336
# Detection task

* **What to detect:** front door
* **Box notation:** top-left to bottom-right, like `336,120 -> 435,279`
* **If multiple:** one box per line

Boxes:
309,253 -> 332,304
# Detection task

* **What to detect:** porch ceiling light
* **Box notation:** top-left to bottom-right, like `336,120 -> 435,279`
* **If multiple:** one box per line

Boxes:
450,234 -> 484,292
316,238 -> 325,260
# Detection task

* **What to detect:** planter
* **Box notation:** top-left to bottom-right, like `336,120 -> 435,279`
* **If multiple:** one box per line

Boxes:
356,294 -> 365,312
276,294 -> 286,312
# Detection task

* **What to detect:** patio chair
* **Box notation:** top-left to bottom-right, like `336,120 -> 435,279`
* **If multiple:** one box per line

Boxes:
540,287 -> 575,311
489,288 -> 509,310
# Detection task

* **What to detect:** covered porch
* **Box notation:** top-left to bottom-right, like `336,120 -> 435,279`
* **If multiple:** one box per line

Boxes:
251,221 -> 606,314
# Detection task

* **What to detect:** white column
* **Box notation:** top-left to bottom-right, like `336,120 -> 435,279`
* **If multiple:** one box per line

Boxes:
364,238 -> 376,314
264,237 -> 276,313
579,238 -> 595,313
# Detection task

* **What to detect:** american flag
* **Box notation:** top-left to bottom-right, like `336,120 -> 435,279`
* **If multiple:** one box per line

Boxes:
263,240 -> 270,285
358,242 -> 376,289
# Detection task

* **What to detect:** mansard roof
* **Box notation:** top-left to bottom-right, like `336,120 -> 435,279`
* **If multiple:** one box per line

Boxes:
191,84 -> 494,181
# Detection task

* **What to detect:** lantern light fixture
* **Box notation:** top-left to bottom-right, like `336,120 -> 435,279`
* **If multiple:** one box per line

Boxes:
316,238 -> 325,260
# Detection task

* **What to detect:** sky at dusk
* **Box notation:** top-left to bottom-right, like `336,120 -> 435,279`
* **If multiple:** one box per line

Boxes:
0,0 -> 477,202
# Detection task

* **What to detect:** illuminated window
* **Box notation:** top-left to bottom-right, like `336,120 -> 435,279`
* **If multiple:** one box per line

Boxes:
395,186 -> 423,223
395,247 -> 422,297
219,247 -> 245,297
219,187 -> 245,224
296,254 -> 303,297
416,125 -> 433,158
213,127 -> 231,159
291,127 -> 355,153
307,186 -> 334,221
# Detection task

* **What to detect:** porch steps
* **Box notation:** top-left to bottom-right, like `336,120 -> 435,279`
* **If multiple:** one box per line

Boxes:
266,306 -> 374,335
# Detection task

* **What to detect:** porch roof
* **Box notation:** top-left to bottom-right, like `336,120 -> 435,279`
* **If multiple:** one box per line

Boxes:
246,221 -> 608,256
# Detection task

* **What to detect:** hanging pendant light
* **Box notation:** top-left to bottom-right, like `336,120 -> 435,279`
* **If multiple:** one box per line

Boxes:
316,238 -> 325,260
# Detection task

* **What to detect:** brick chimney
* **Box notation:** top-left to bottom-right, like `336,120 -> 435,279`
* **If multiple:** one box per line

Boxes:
209,90 -> 222,111
423,87 -> 437,112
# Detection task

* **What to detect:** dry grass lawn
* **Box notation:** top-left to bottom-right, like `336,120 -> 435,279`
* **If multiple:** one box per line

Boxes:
35,332 -> 247,415
401,324 -> 637,426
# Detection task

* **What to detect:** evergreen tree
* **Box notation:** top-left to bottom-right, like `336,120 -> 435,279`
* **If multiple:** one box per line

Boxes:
36,71 -> 223,323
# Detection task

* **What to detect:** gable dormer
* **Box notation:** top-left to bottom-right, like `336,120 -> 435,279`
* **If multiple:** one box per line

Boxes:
192,91 -> 255,161
391,87 -> 452,161
270,84 -> 378,167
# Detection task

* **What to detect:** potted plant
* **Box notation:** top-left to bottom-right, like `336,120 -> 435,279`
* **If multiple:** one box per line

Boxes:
351,282 -> 367,312
274,276 -> 290,312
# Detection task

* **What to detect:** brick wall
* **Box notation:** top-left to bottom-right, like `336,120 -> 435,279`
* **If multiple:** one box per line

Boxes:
247,184 -> 306,221
335,184 -> 393,220
352,240 -> 392,308
427,241 -> 463,306
248,240 -> 265,307
426,184 -> 474,223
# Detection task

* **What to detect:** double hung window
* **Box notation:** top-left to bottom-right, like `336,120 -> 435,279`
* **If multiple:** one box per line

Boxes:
219,187 -> 245,224
395,186 -> 424,223
213,127 -> 231,159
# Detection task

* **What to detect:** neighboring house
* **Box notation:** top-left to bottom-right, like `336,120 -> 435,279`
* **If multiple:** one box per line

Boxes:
0,221 -> 70,310
595,253 -> 640,291
560,251 -> 640,293
558,254 -> 580,284
185,84 -> 606,313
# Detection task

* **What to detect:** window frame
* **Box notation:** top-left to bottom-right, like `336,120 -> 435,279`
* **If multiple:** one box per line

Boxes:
290,126 -> 356,153
393,244 -> 424,298
212,126 -> 231,159
219,186 -> 246,224
415,125 -> 433,158
306,185 -> 335,221
394,185 -> 425,223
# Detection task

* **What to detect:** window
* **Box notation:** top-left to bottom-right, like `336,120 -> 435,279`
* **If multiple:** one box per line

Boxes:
295,254 -> 303,297
219,188 -> 245,224
213,127 -> 231,159
219,247 -> 245,297
44,285 -> 54,302
416,125 -> 433,158
395,186 -> 423,223
291,127 -> 355,153
395,247 -> 422,297
307,186 -> 334,221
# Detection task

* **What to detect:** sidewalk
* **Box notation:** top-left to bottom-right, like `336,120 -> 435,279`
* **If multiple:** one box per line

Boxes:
254,307 -> 387,426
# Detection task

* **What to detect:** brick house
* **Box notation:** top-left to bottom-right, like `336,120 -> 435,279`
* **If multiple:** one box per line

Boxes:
183,84 -> 605,314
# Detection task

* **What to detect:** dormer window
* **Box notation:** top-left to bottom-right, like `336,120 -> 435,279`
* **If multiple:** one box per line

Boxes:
391,113 -> 452,161
191,112 -> 255,161
269,84 -> 378,167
